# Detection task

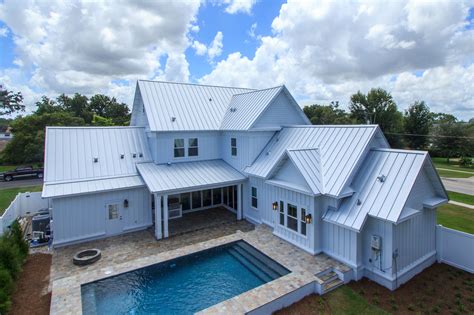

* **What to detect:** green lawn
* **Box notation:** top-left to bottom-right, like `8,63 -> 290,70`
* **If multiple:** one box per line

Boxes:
437,203 -> 474,234
432,157 -> 474,178
448,191 -> 474,206
0,185 -> 43,215
0,165 -> 18,172
436,168 -> 474,178
325,286 -> 387,315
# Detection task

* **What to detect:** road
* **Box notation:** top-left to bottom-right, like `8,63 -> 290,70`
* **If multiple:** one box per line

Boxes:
442,177 -> 474,195
0,178 -> 43,189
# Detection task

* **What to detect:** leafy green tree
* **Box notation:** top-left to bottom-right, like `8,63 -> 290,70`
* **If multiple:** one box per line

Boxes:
91,114 -> 114,126
0,112 -> 85,164
431,113 -> 457,124
349,88 -> 404,147
403,101 -> 432,150
303,101 -> 354,125
34,96 -> 65,115
0,86 -> 24,116
431,122 -> 472,161
88,94 -> 130,125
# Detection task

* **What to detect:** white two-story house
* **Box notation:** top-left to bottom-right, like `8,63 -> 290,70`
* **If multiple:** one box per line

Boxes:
42,80 -> 448,290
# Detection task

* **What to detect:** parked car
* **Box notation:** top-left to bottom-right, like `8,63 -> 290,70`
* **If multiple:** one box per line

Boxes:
0,165 -> 44,181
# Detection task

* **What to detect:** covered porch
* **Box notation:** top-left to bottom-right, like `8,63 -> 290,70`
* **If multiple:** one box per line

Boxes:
137,160 -> 247,240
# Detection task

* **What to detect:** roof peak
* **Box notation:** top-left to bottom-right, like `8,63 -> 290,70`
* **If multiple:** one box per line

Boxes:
138,79 -> 255,91
232,85 -> 285,96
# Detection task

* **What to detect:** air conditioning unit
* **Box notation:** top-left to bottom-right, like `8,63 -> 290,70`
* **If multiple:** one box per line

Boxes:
371,235 -> 382,251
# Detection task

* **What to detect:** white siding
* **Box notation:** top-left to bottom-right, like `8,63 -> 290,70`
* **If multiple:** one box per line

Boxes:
130,87 -> 149,128
272,159 -> 313,193
51,187 -> 152,246
253,92 -> 309,129
322,221 -> 360,267
361,217 -> 393,273
221,131 -> 275,172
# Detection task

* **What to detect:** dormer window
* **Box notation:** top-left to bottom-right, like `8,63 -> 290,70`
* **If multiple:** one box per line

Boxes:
188,138 -> 198,157
174,139 -> 185,158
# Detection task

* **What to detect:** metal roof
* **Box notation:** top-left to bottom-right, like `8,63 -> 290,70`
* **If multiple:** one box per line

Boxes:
245,125 -> 382,197
136,160 -> 246,194
323,149 -> 447,231
137,80 -> 253,131
44,127 -> 152,183
286,148 -> 323,195
42,175 -> 145,198
220,86 -> 283,130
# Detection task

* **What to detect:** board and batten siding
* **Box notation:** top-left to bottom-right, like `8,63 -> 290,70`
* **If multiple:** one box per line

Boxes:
246,176 -> 315,253
51,187 -> 151,246
322,221 -> 360,267
130,88 -> 149,128
221,131 -> 275,172
252,92 -> 308,129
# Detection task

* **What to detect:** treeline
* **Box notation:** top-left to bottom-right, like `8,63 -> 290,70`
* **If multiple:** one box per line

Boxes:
303,88 -> 474,162
0,92 -> 130,164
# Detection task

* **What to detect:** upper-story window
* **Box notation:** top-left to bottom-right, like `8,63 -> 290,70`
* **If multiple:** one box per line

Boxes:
251,187 -> 258,208
188,138 -> 199,157
231,137 -> 237,156
174,139 -> 185,158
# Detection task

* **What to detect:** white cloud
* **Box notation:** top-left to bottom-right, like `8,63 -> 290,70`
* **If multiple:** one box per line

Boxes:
215,0 -> 257,15
191,31 -> 224,61
0,26 -> 8,37
201,0 -> 474,120
0,0 -> 200,95
192,40 -> 208,56
248,22 -> 257,38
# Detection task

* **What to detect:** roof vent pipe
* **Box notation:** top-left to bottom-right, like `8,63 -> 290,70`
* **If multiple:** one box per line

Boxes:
377,175 -> 386,183
93,157 -> 99,163
171,117 -> 176,122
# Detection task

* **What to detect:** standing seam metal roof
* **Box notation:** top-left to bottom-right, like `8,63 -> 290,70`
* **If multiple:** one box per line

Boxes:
286,148 -> 323,195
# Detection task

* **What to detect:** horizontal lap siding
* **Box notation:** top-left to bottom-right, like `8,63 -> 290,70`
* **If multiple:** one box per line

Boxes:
52,188 -> 151,244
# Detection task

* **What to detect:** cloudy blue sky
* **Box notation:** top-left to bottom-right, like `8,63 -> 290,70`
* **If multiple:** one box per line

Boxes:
0,0 -> 473,120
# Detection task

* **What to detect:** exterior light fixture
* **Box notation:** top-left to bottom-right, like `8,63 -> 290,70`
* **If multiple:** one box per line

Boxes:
305,213 -> 312,224
124,199 -> 129,208
272,201 -> 278,211
93,157 -> 99,163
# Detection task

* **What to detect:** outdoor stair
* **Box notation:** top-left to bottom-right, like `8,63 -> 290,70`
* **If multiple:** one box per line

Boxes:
231,245 -> 281,279
317,270 -> 344,294
227,248 -> 273,283
234,242 -> 289,276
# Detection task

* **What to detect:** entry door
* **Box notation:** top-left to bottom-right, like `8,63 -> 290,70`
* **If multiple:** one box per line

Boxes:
106,203 -> 123,235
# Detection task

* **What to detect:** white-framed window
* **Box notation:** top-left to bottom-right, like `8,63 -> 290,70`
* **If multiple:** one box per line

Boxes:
174,139 -> 185,158
188,138 -> 198,156
251,187 -> 258,208
231,137 -> 237,156
107,204 -> 119,220
279,201 -> 285,226
287,203 -> 298,232
300,208 -> 307,236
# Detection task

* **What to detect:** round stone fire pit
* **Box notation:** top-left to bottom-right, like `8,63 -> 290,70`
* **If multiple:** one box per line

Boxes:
73,249 -> 101,266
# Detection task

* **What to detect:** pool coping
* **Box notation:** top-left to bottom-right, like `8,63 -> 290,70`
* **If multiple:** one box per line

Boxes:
50,230 -> 325,314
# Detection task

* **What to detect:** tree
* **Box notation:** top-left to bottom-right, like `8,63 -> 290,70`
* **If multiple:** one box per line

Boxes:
0,112 -> 85,164
303,101 -> 354,125
34,96 -> 65,115
349,88 -> 404,147
91,114 -> 114,126
403,101 -> 432,150
0,86 -> 25,116
431,112 -> 457,124
431,122 -> 473,161
88,94 -> 130,125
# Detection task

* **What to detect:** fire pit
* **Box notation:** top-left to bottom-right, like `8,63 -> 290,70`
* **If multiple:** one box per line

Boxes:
73,249 -> 101,266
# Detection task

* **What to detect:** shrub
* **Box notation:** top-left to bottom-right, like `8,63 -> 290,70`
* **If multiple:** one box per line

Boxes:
0,288 -> 12,315
0,239 -> 21,279
0,268 -> 13,294
459,156 -> 472,167
9,221 -> 28,258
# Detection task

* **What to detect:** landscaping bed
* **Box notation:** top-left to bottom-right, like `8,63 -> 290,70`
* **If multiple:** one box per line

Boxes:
9,253 -> 51,315
278,263 -> 474,314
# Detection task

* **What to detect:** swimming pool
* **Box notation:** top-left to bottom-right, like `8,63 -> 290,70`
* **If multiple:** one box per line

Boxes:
81,240 -> 290,314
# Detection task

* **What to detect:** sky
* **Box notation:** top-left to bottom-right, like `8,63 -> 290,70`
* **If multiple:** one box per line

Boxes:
0,0 -> 473,120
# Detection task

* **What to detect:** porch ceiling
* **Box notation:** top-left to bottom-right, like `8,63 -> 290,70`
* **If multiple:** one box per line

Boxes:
136,159 -> 246,195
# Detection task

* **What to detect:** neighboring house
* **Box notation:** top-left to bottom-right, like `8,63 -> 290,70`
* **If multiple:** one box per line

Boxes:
0,126 -> 13,140
42,80 -> 448,290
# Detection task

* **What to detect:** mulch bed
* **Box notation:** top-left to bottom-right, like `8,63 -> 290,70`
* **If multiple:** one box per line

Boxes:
9,253 -> 52,315
349,263 -> 474,314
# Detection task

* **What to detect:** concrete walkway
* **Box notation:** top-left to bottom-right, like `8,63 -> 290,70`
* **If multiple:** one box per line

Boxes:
448,200 -> 474,209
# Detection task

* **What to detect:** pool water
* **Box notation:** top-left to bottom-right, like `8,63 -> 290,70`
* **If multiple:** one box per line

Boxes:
81,241 -> 290,314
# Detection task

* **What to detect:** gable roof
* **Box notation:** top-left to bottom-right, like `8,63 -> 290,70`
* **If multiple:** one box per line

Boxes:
286,148 -> 323,195
137,80 -> 253,131
323,149 -> 448,231
245,125 -> 385,197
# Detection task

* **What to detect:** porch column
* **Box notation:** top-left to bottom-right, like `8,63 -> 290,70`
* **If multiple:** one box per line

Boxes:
154,193 -> 162,240
163,194 -> 169,238
237,184 -> 242,220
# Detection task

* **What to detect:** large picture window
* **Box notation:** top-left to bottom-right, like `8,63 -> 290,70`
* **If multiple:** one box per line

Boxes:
287,203 -> 298,232
251,187 -> 258,208
188,138 -> 198,156
174,139 -> 185,158
231,138 -> 237,156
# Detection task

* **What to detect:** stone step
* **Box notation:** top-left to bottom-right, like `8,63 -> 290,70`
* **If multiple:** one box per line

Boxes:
319,270 -> 338,282
323,278 -> 344,293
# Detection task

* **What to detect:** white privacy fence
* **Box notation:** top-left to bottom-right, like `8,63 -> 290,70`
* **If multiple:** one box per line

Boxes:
0,191 -> 49,235
436,225 -> 474,273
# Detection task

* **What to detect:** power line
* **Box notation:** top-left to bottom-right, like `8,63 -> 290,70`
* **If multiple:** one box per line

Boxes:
384,132 -> 474,140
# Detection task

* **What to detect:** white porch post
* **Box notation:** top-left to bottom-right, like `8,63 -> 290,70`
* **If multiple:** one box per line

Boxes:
237,184 -> 242,220
154,193 -> 162,240
163,194 -> 169,238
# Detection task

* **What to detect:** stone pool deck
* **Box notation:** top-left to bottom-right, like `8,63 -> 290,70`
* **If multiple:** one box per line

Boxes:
50,216 -> 349,314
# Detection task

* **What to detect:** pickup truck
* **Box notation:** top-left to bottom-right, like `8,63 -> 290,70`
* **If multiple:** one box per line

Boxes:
0,166 -> 44,181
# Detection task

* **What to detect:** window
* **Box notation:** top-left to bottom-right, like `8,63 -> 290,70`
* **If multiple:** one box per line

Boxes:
251,187 -> 258,208
287,203 -> 298,232
192,191 -> 202,209
300,208 -> 307,236
203,189 -> 212,207
231,138 -> 237,156
188,138 -> 198,156
174,139 -> 185,158
181,193 -> 190,211
107,204 -> 119,220
279,201 -> 285,226
212,189 -> 222,205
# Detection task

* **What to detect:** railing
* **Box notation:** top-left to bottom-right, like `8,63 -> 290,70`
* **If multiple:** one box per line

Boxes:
0,192 -> 49,235
436,225 -> 474,273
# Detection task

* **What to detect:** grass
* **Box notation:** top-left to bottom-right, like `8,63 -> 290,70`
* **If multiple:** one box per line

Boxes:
0,185 -> 43,216
437,203 -> 474,234
0,165 -> 18,172
448,191 -> 474,206
432,157 -> 474,179
325,286 -> 387,315
437,169 -> 474,178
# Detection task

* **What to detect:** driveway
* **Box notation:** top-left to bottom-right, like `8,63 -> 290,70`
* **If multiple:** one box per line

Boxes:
442,177 -> 474,195
0,177 -> 43,189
